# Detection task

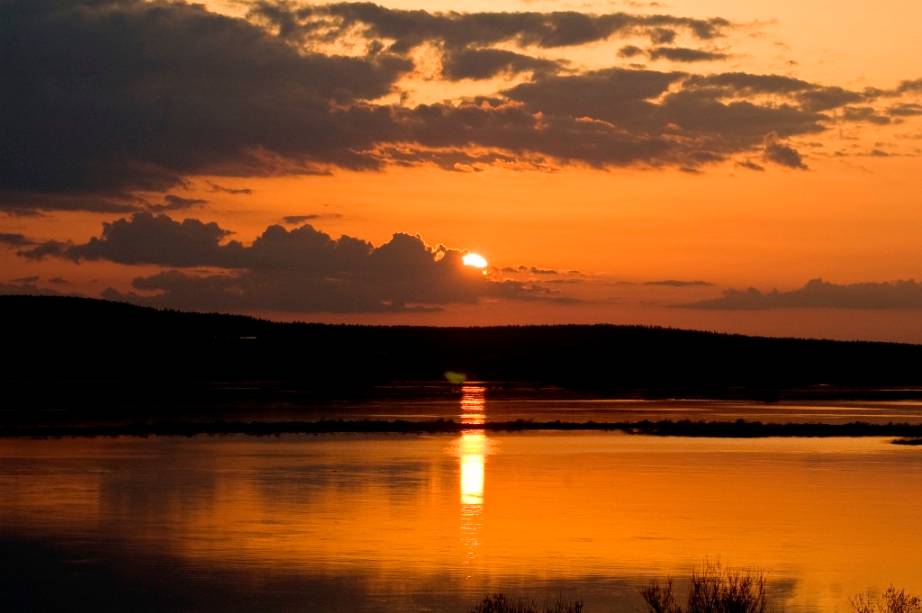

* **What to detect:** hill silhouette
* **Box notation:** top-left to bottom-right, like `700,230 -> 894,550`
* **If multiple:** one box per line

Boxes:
4,295 -> 922,423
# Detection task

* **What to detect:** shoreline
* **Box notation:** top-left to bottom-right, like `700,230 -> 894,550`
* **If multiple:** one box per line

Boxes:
3,418 -> 922,441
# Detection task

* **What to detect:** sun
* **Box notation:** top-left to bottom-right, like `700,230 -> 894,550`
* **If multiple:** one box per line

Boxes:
462,252 -> 488,270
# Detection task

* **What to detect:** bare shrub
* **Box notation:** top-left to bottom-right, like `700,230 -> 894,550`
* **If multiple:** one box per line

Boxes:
471,594 -> 584,613
641,563 -> 766,613
851,586 -> 922,613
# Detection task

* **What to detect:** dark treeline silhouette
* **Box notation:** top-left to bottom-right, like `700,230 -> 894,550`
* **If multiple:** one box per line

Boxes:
4,418 -> 922,439
5,295 -> 922,424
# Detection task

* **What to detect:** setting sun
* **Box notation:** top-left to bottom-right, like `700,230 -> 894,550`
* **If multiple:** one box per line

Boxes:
462,252 -> 488,270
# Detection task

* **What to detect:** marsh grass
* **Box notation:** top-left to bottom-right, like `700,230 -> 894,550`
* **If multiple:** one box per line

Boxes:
475,578 -> 921,613
850,586 -> 922,613
641,563 -> 766,613
470,594 -> 583,613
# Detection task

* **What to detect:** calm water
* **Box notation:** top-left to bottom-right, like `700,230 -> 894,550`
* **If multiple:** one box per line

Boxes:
278,389 -> 922,425
2,387 -> 922,612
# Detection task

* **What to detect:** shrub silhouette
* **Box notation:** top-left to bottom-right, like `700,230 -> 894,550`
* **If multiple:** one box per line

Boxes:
851,586 -> 922,613
641,563 -> 766,613
471,594 -> 583,613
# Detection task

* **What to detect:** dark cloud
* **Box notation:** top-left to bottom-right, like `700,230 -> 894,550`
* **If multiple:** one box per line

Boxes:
887,103 -> 922,117
842,106 -> 891,125
10,276 -> 40,285
0,283 -> 61,296
0,192 -> 141,216
797,87 -> 867,112
644,279 -> 713,287
22,213 -> 562,312
684,278 -> 922,310
503,67 -> 683,122
763,134 -> 807,169
1,0 -> 412,210
281,213 -> 343,224
684,74 -> 868,112
441,48 -> 560,80
500,265 -> 558,275
648,47 -> 728,62
618,45 -> 727,63
248,2 -> 732,50
897,79 -> 922,94
1,0 -> 915,213
147,194 -> 209,212
207,182 -> 254,195
618,45 -> 645,58
736,159 -> 765,172
648,27 -> 677,44
20,213 -> 240,267
0,233 -> 35,247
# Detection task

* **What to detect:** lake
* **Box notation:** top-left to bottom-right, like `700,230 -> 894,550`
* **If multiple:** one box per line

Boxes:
2,386 -> 921,611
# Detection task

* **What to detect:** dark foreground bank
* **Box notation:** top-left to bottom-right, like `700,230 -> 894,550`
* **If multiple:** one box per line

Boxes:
4,295 -> 922,423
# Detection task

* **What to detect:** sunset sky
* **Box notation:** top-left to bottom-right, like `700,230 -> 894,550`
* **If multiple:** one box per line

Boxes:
3,0 -> 922,340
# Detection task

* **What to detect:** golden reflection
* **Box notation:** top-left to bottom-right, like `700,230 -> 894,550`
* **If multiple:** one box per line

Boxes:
460,433 -> 486,506
459,384 -> 488,566
460,383 -> 487,426
4,436 -> 922,610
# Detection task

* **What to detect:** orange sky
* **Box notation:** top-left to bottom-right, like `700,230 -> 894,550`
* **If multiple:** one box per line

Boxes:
2,0 -> 922,340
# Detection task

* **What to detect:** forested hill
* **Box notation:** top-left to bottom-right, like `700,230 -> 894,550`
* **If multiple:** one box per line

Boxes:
4,295 -> 922,410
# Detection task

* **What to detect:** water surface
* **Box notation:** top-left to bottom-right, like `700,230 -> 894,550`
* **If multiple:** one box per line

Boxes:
2,388 -> 922,611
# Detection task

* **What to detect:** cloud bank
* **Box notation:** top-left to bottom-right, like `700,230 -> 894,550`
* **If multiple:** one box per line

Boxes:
1,0 -> 919,212
20,213 -> 562,313
685,278 -> 922,310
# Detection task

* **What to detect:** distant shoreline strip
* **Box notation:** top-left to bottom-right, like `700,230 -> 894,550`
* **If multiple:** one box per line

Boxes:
2,419 -> 922,441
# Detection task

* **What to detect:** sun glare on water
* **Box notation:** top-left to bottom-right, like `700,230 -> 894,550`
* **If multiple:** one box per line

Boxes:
462,252 -> 488,270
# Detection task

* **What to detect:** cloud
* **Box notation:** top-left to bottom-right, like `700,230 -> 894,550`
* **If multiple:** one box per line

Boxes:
684,278 -> 922,310
684,74 -> 869,112
644,279 -> 713,287
22,213 -> 563,313
618,45 -> 727,63
0,233 -> 35,247
887,103 -> 922,117
2,0 -> 918,213
281,213 -> 343,224
0,283 -> 61,296
648,47 -> 728,62
736,159 -> 765,172
206,182 -> 254,195
842,106 -> 891,125
249,2 -> 732,50
763,134 -> 807,169
500,265 -> 559,275
493,69 -> 831,169
618,45 -> 645,58
10,276 -> 39,285
1,0 -> 412,211
20,213 -> 239,267
648,27 -> 677,44
147,194 -> 209,212
441,48 -> 560,80
897,78 -> 922,94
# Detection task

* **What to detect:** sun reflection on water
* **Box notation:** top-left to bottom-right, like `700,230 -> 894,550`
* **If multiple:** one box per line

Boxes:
460,383 -> 487,426
458,383 -> 487,567
460,433 -> 486,506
